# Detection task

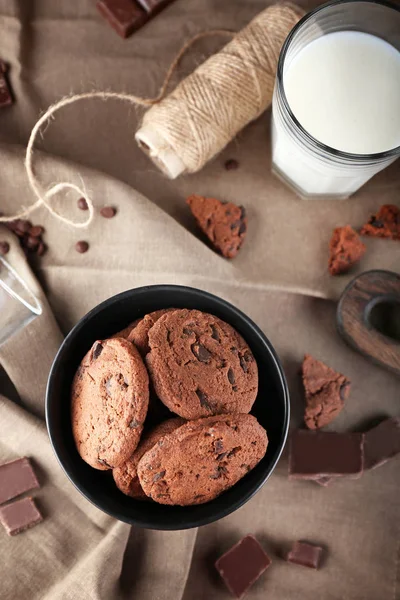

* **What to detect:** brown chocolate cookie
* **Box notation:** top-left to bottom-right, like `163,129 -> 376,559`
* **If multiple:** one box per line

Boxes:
328,226 -> 366,275
302,354 -> 351,430
127,308 -> 176,356
113,417 -> 185,499
71,338 -> 149,470
137,413 -> 268,505
187,194 -> 247,259
146,309 -> 258,420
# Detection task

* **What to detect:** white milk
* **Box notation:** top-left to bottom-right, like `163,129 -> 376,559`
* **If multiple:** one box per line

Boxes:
272,31 -> 400,198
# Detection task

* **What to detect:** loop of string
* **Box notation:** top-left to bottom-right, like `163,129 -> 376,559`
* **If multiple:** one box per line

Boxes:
0,30 -> 233,229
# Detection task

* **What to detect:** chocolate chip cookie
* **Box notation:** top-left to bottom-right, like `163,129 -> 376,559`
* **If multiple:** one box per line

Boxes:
113,417 -> 185,499
71,338 -> 149,470
137,413 -> 268,505
146,309 -> 258,420
127,308 -> 176,356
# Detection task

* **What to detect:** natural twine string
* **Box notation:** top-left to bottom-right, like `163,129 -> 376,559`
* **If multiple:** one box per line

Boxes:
0,3 -> 302,229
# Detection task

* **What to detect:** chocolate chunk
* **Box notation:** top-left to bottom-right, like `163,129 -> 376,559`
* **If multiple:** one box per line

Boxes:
239,355 -> 248,373
371,219 -> 384,228
213,439 -> 224,454
224,159 -> 239,171
210,324 -> 220,341
227,368 -> 236,385
153,470 -> 166,482
100,206 -> 117,218
96,0 -> 147,39
191,343 -> 212,363
92,342 -> 104,360
0,458 -> 39,505
363,417 -> 400,470
0,241 -> 10,255
216,535 -> 271,599
136,0 -> 173,14
75,240 -> 89,253
287,541 -> 323,569
195,389 -> 213,411
77,197 -> 88,211
0,62 -> 13,108
289,429 -> 363,480
0,497 -> 43,536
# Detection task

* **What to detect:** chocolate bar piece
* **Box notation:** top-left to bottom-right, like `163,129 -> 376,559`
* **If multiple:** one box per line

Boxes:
215,535 -> 271,599
136,0 -> 174,14
0,497 -> 43,536
0,457 -> 39,505
96,0 -> 147,38
287,541 -> 323,569
364,417 -> 400,470
0,60 -> 13,108
289,429 -> 363,479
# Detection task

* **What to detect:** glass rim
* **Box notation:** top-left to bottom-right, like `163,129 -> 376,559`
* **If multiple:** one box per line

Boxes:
277,0 -> 400,162
0,256 -> 42,316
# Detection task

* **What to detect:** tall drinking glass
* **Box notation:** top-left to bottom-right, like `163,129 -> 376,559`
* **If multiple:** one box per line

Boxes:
0,257 -> 42,346
271,0 -> 400,200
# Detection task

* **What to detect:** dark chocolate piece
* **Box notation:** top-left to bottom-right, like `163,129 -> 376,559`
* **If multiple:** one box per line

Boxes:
0,457 -> 39,505
215,535 -> 271,599
363,417 -> 400,470
75,240 -> 89,253
0,497 -> 43,536
0,60 -> 13,108
136,0 -> 173,15
289,429 -> 363,480
287,541 -> 323,569
96,0 -> 147,39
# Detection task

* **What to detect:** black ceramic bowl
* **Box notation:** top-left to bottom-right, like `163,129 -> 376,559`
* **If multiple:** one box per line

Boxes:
46,285 -> 289,530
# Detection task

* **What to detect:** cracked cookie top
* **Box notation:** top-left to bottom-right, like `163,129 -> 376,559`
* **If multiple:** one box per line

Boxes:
145,309 -> 258,420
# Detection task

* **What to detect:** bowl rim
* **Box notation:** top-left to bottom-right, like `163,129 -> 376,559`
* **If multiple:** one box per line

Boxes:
46,284 -> 290,530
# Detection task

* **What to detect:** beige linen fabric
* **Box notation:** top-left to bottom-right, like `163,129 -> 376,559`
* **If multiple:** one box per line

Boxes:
0,1 -> 399,599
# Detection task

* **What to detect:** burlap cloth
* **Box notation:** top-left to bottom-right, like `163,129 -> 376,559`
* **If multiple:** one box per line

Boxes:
0,1 -> 399,598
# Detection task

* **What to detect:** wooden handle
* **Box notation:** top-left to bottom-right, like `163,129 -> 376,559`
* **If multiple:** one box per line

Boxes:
337,270 -> 400,376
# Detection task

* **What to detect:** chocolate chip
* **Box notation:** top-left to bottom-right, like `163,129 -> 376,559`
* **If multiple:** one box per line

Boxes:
25,235 -> 39,250
153,470 -> 166,482
217,452 -> 228,460
28,225 -> 44,237
37,242 -> 46,256
371,218 -> 384,228
76,241 -> 89,253
100,206 -> 116,218
213,439 -> 224,453
77,197 -> 88,211
183,327 -> 194,336
210,465 -> 228,479
192,343 -> 212,363
227,368 -> 236,385
210,325 -> 220,342
92,342 -> 104,360
195,388 -> 213,411
224,159 -> 239,171
239,355 -> 249,373
0,241 -> 10,255
97,458 -> 111,468
227,446 -> 241,458
230,346 -> 238,354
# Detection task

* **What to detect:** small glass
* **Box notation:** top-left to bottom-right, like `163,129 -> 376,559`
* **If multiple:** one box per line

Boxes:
0,257 -> 42,346
271,0 -> 400,200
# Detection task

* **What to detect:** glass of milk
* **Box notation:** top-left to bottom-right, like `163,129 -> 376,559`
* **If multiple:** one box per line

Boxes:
271,0 -> 400,199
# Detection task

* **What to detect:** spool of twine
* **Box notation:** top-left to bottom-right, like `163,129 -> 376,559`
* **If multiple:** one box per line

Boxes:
0,2 -> 303,228
136,3 -> 304,178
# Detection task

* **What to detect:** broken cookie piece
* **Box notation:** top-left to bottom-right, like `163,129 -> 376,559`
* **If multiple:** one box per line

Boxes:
187,194 -> 247,259
328,225 -> 366,275
302,354 -> 350,430
360,204 -> 400,241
